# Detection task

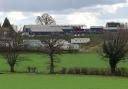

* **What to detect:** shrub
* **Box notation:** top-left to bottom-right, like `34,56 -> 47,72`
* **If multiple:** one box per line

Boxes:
59,67 -> 128,76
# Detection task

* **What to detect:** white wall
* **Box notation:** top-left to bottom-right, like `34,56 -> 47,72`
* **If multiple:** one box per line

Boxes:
71,38 -> 90,44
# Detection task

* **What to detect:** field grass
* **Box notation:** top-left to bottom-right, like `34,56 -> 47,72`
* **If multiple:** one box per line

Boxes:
0,74 -> 128,89
0,52 -> 128,72
0,53 -> 128,89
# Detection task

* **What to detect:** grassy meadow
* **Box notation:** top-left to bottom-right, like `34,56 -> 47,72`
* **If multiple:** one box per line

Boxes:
0,52 -> 127,72
0,74 -> 128,89
0,53 -> 128,89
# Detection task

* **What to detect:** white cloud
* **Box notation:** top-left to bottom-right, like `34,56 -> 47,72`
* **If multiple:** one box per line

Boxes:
77,2 -> 128,14
32,12 -> 44,17
6,12 -> 27,24
0,2 -> 128,27
0,12 -> 3,16
106,18 -> 128,22
47,2 -> 128,27
96,3 -> 127,14
66,12 -> 99,27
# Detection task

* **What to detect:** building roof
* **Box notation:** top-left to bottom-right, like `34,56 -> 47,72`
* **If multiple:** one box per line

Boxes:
90,26 -> 104,28
51,25 -> 85,29
104,27 -> 119,30
106,22 -> 121,27
24,25 -> 63,32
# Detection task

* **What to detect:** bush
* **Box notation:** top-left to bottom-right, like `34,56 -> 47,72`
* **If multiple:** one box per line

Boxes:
27,66 -> 37,73
59,67 -> 128,77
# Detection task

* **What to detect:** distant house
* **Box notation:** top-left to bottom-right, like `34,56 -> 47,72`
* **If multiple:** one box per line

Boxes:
90,26 -> 104,33
1,18 -> 17,39
65,43 -> 80,51
71,38 -> 90,44
104,22 -> 122,32
106,22 -> 121,28
104,27 -> 118,32
23,40 -> 44,50
60,40 -> 80,50
0,26 -> 17,42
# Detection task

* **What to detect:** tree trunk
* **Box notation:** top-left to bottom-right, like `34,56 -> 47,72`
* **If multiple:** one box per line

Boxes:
109,60 -> 117,74
10,65 -> 15,72
49,54 -> 54,74
110,65 -> 116,74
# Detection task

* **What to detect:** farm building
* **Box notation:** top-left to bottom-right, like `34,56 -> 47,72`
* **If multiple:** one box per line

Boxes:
90,26 -> 104,34
23,25 -> 86,36
104,22 -> 120,32
23,25 -> 63,36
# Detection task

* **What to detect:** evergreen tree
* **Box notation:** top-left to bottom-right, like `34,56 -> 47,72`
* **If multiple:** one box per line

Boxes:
2,17 -> 15,38
2,17 -> 13,30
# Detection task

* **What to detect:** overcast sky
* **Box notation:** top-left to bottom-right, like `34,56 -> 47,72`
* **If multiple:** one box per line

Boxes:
0,0 -> 128,27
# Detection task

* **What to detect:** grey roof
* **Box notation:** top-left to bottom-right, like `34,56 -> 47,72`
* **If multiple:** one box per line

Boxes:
104,27 -> 119,30
51,25 -> 85,29
24,25 -> 63,32
90,26 -> 104,28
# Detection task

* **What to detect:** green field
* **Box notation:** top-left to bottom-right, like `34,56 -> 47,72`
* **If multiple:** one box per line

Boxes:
0,74 -> 128,89
0,53 -> 128,89
0,52 -> 128,72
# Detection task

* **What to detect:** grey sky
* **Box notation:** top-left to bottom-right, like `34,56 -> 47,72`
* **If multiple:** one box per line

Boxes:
0,0 -> 128,27
0,0 -> 126,11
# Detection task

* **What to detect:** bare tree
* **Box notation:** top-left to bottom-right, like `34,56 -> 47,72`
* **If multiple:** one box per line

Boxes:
36,13 -> 56,25
0,18 -> 23,72
102,28 -> 128,74
42,35 -> 63,74
1,31 -> 23,72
